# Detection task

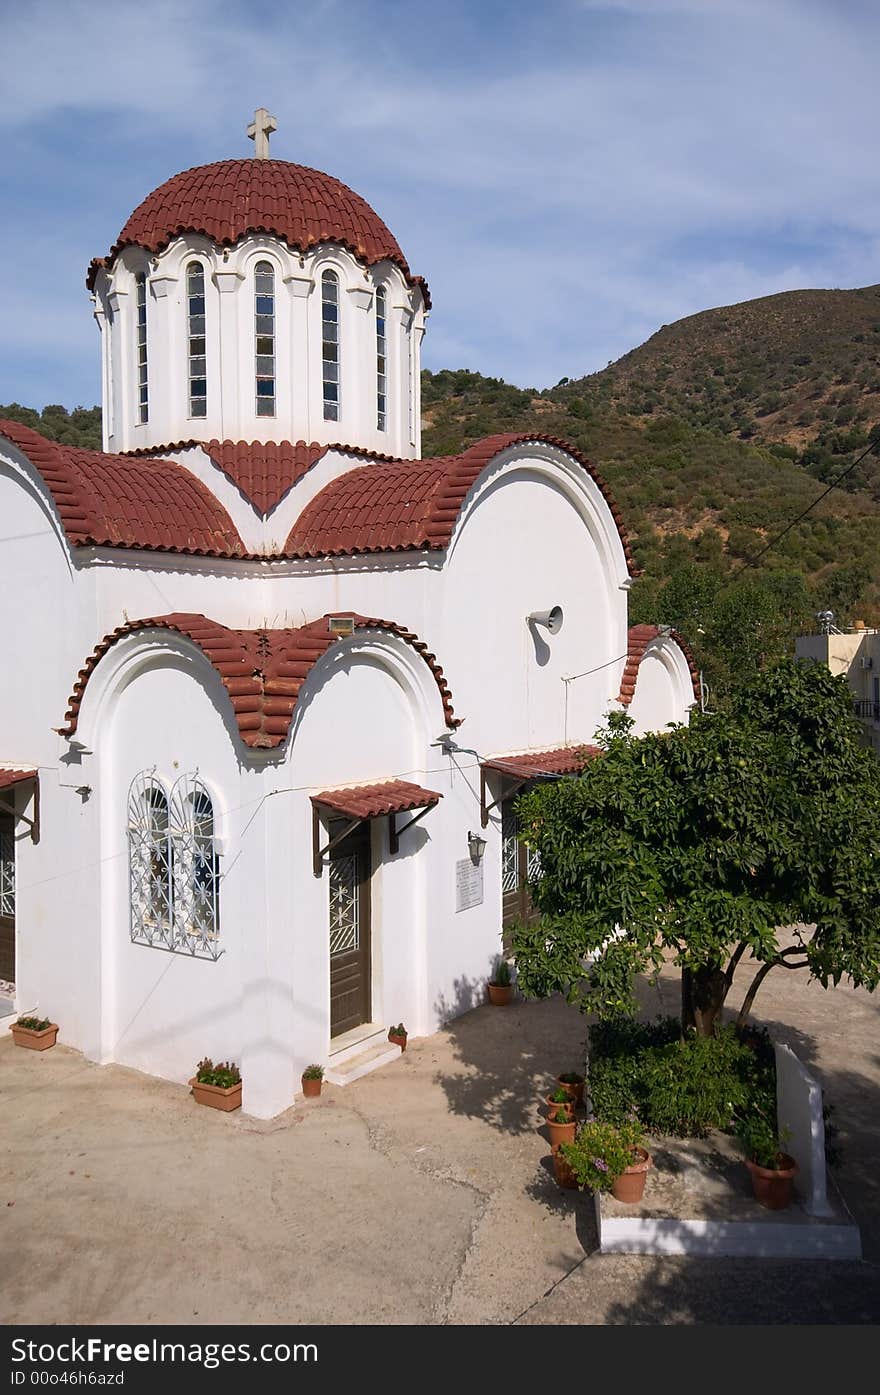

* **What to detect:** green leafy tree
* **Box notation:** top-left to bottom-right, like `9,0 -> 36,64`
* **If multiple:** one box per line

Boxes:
512,659 -> 880,1035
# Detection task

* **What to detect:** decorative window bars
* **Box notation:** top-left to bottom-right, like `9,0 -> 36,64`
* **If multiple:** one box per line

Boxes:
135,272 -> 148,423
329,853 -> 359,957
254,260 -> 276,417
322,269 -> 340,421
376,285 -> 387,431
186,262 -> 207,418
127,773 -> 221,958
0,825 -> 14,917
501,804 -> 519,894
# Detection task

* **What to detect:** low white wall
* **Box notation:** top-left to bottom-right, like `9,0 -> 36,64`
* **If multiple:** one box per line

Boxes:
775,1042 -> 835,1218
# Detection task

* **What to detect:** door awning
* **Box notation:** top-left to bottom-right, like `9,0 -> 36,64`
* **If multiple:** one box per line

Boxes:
479,745 -> 598,827
311,780 -> 442,874
0,767 -> 40,842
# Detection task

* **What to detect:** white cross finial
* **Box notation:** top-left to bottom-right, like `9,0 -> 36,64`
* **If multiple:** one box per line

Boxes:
247,107 -> 278,159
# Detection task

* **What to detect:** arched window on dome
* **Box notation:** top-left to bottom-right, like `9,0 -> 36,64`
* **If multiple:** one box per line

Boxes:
170,775 -> 220,953
376,286 -> 387,432
135,272 -> 148,424
186,262 -> 207,418
254,261 -> 276,418
128,775 -> 172,947
322,270 -> 340,421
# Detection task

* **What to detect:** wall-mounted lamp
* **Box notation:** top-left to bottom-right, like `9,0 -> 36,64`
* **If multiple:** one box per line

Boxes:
467,830 -> 487,863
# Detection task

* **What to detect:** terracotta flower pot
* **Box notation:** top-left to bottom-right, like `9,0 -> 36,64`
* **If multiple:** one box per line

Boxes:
487,983 -> 512,1006
555,1073 -> 585,1107
544,1094 -> 575,1119
553,1149 -> 579,1190
546,1113 -> 577,1153
301,1075 -> 323,1098
11,1022 -> 59,1052
189,1077 -> 242,1112
389,1031 -> 407,1051
746,1153 -> 797,1210
610,1147 -> 652,1203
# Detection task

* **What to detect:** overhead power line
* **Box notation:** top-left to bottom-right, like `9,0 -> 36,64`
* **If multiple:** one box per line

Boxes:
732,437 -> 880,575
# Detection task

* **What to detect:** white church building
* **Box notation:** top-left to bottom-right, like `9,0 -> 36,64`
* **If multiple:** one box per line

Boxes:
0,113 -> 699,1117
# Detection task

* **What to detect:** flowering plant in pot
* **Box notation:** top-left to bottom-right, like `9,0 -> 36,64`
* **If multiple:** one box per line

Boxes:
11,1015 -> 59,1051
546,1106 -> 577,1153
487,958 -> 513,1006
555,1070 -> 585,1107
544,1085 -> 575,1119
560,1116 -> 651,1202
190,1058 -> 242,1112
301,1063 -> 325,1098
738,1114 -> 797,1210
388,1023 -> 408,1051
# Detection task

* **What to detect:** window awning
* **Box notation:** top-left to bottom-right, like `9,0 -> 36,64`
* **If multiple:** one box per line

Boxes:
479,745 -> 598,827
0,767 -> 40,842
311,780 -> 442,874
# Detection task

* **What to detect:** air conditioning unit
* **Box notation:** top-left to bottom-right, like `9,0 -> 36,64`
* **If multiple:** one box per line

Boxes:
860,656 -> 873,669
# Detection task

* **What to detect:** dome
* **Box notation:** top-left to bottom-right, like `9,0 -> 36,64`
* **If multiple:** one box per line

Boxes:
87,159 -> 429,304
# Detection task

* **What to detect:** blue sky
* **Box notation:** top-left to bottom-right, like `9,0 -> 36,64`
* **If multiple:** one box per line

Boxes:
1,0 -> 878,408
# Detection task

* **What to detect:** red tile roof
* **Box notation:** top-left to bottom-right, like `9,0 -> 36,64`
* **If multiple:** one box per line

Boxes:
311,780 -> 442,821
87,159 -> 430,306
481,746 -> 600,780
0,768 -> 38,791
285,433 -> 638,573
60,612 -> 458,750
0,420 -> 246,558
617,624 -> 701,706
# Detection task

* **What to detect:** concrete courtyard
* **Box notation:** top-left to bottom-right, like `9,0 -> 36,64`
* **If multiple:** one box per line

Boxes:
2,957 -> 879,1326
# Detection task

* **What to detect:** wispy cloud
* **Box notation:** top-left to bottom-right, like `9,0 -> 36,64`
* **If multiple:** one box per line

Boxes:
1,0 -> 878,405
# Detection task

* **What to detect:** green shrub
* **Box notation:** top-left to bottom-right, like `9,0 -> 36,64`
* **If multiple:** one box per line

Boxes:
588,1020 -> 775,1137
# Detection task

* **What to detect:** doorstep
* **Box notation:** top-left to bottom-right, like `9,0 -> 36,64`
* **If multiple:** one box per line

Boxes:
325,1024 -> 402,1086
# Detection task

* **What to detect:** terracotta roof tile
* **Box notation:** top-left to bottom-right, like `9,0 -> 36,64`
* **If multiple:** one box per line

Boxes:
481,746 -> 600,780
60,612 -> 458,751
0,768 -> 38,791
285,433 -> 638,573
311,779 -> 442,821
0,420 -> 246,558
617,624 -> 701,706
87,159 -> 430,306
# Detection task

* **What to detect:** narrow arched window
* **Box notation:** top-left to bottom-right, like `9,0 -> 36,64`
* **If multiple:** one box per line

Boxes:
376,286 -> 387,431
128,776 -> 171,947
322,270 -> 340,421
186,262 -> 207,418
135,272 -> 148,423
254,260 -> 276,417
171,776 -> 220,954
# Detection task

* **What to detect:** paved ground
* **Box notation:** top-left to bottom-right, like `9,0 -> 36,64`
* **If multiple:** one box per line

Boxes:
2,955 -> 879,1325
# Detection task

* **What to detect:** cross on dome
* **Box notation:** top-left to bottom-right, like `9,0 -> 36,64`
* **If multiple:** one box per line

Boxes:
247,107 -> 278,159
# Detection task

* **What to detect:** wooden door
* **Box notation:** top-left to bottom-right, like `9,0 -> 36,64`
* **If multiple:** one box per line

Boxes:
501,795 -> 541,945
328,822 -> 371,1037
0,815 -> 15,983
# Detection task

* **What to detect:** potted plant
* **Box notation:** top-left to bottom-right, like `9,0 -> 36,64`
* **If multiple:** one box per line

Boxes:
487,958 -> 513,1006
189,1058 -> 242,1112
560,1116 -> 652,1203
544,1085 -> 575,1119
546,1106 -> 577,1153
738,1114 -> 798,1210
553,1147 -> 579,1189
388,1023 -> 408,1051
10,1015 -> 59,1051
301,1063 -> 324,1098
555,1070 -> 586,1107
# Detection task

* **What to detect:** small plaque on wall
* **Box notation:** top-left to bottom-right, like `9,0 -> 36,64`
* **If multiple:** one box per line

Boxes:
456,857 -> 484,912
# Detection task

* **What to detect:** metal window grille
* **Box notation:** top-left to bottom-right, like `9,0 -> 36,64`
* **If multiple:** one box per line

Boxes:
527,844 -> 543,883
329,853 -> 359,956
501,805 -> 519,893
127,773 -> 221,959
187,262 -> 207,418
0,828 -> 14,917
254,261 -> 276,417
376,285 -> 387,431
322,270 -> 340,421
135,273 -> 148,423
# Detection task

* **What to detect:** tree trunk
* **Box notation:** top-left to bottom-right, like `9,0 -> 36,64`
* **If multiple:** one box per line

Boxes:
681,964 -> 728,1037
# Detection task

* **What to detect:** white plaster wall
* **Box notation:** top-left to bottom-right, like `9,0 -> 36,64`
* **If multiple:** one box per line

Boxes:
628,646 -> 689,735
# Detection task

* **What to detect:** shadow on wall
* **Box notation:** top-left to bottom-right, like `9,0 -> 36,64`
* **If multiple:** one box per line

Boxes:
431,983 -> 587,1138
